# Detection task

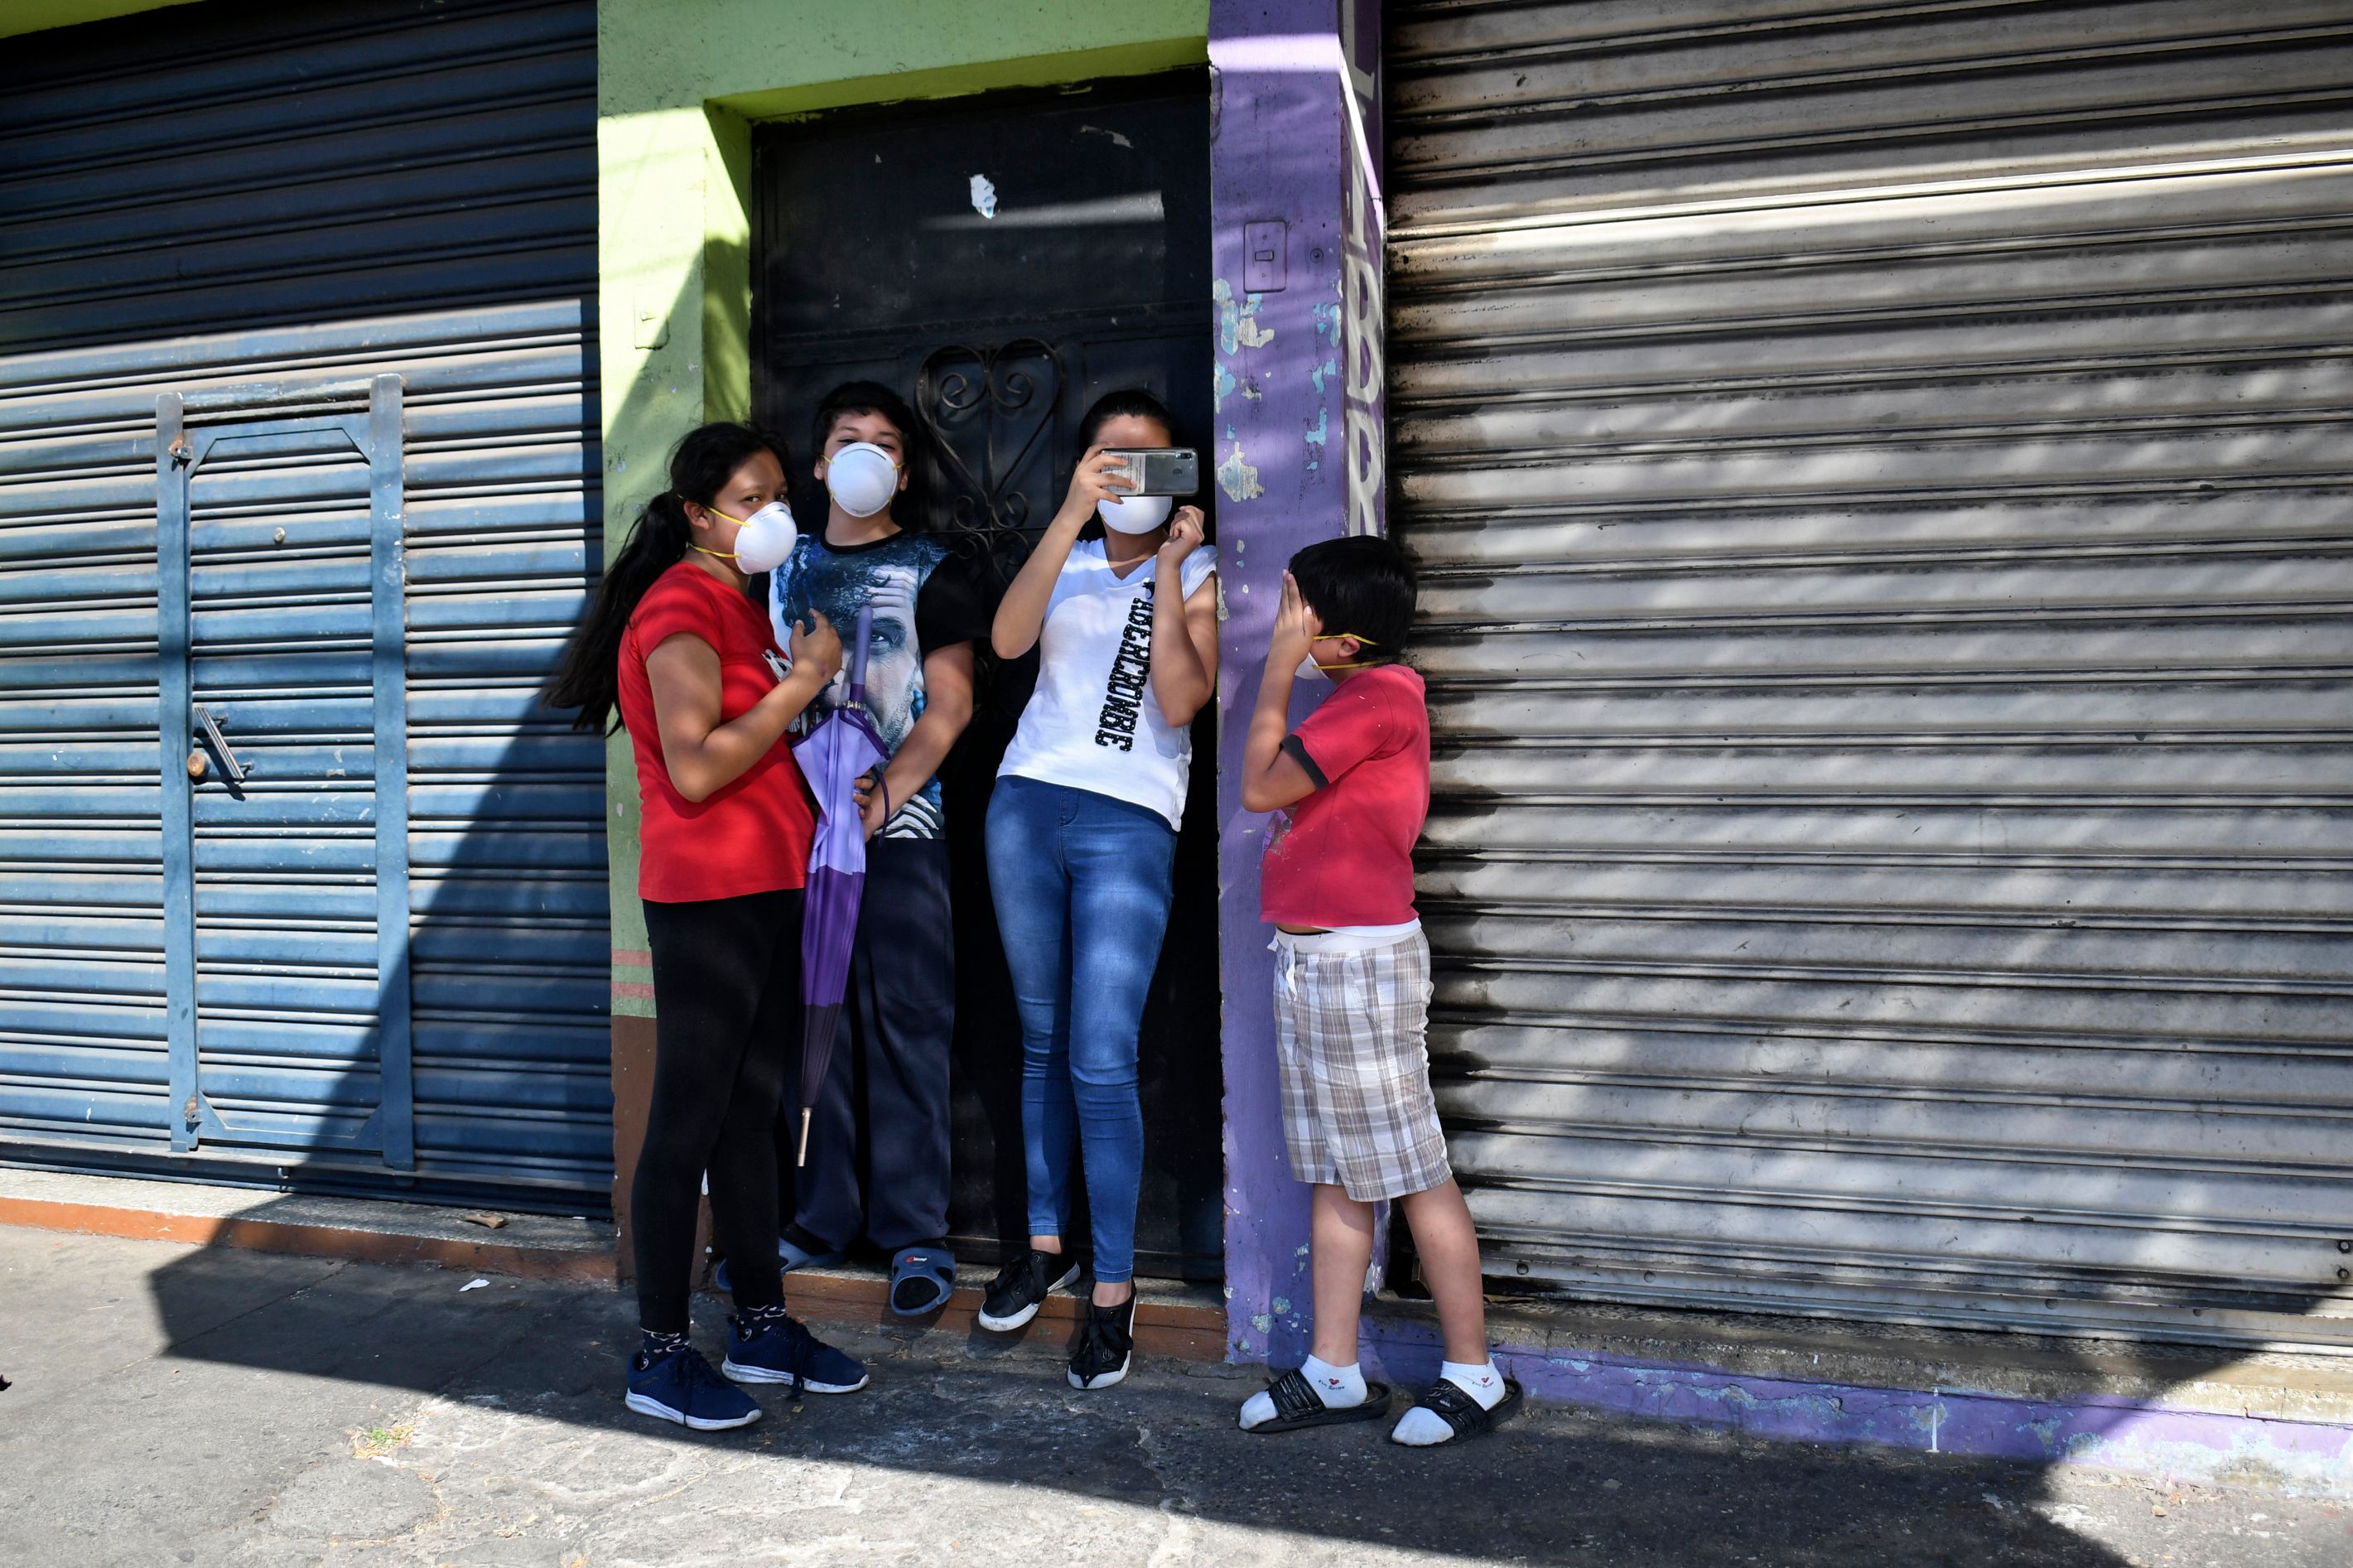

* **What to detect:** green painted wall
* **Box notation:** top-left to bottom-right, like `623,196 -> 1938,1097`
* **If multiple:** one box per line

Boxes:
597,0 -> 1208,1013
0,0 -> 199,39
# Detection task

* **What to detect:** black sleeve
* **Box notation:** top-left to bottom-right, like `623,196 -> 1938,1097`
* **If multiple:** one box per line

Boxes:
914,543 -> 1000,656
1280,734 -> 1329,789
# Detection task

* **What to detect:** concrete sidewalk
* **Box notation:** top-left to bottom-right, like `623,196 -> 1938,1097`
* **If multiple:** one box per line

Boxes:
1,1229 -> 2345,1567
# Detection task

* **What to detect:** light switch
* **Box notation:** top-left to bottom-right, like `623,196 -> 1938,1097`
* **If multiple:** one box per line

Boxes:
1244,219 -> 1288,292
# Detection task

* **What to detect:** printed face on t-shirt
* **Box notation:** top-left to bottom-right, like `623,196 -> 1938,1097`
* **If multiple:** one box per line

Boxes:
771,531 -> 976,837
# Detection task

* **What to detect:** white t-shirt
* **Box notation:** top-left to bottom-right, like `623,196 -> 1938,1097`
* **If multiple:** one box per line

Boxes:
998,538 -> 1218,829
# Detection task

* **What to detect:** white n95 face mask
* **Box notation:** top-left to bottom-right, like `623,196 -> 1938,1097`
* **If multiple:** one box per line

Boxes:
695,499 -> 797,573
1295,654 -> 1328,681
1097,493 -> 1173,534
824,442 -> 899,518
728,500 -> 798,573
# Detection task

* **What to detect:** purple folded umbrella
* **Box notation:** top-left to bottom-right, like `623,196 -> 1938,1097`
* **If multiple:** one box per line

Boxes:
788,604 -> 886,1165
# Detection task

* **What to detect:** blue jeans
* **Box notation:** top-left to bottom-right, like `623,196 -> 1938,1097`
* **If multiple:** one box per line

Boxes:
985,775 -> 1178,1285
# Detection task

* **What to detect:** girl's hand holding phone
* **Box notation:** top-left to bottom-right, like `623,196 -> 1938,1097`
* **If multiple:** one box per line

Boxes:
1058,444 -> 1136,525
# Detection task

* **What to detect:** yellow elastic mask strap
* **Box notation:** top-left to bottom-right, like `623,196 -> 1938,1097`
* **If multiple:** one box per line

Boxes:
688,506 -> 748,561
1314,631 -> 1381,672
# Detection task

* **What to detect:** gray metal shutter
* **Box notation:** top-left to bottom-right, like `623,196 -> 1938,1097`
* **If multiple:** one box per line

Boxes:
1386,0 -> 2353,1347
0,0 -> 608,1209
0,0 -> 595,351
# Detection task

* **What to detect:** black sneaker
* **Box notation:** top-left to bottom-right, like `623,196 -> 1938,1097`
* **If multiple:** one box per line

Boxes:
1068,1295 -> 1135,1391
976,1247 -> 1079,1332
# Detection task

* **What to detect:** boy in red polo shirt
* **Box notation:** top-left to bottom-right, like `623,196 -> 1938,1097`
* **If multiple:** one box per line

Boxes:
1232,533 -> 1520,1447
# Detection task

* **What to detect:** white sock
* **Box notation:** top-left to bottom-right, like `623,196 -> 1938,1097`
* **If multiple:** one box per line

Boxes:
1238,1353 -> 1368,1429
1391,1358 -> 1506,1446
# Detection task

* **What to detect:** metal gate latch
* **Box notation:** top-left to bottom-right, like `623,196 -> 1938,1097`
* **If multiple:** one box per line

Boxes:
192,703 -> 246,785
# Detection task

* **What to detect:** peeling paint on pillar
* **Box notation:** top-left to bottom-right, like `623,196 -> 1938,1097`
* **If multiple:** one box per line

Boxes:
1210,0 -> 1383,1368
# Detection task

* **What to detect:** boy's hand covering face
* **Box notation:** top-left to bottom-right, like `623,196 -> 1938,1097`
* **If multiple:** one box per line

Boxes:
1271,570 -> 1322,668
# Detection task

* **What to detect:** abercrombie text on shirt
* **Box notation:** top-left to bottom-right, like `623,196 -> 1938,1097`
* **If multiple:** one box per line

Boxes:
1094,589 -> 1156,751
997,538 -> 1218,832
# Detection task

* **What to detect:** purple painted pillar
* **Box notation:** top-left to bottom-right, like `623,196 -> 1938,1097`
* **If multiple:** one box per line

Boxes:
1210,0 -> 1384,1367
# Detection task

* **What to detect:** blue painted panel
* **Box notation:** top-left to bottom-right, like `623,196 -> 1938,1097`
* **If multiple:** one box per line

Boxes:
0,745 -> 167,777
411,1065 -> 612,1117
2,1084 -> 170,1139
0,651 -> 153,690
403,875 -> 607,921
0,1000 -> 162,1043
0,954 -> 162,994
0,829 -> 160,861
156,393 -> 195,1151
369,377 -> 414,1170
0,700 -> 165,733
412,1023 -> 612,1069
0,871 -> 163,908
0,1040 -> 170,1088
173,401 -> 390,1159
0,0 -> 609,1205
0,912 -> 164,951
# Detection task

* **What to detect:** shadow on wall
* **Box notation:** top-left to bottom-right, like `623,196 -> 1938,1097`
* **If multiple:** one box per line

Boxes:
111,319 -> 615,1216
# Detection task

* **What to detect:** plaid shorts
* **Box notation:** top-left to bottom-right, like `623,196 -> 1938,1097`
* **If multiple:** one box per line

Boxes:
1271,922 -> 1453,1202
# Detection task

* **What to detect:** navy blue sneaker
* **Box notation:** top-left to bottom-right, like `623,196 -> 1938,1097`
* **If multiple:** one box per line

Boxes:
721,1314 -> 869,1396
624,1343 -> 761,1430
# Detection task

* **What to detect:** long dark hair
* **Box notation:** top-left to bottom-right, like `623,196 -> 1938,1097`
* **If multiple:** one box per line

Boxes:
542,421 -> 788,733
1075,387 -> 1181,543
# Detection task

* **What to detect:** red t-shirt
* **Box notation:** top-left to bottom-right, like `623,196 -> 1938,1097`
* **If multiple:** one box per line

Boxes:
1259,663 -> 1431,929
617,562 -> 814,903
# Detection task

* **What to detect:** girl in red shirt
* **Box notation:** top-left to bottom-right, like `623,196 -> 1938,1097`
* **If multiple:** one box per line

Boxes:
545,422 -> 869,1430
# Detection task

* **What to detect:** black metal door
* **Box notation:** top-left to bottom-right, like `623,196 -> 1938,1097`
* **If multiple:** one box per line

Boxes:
753,73 -> 1220,1281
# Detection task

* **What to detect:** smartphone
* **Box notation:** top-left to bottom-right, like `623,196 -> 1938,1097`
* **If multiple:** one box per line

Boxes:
1105,447 -> 1198,497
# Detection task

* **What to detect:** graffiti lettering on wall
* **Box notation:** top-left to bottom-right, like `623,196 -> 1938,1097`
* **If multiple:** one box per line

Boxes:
1338,7 -> 1385,538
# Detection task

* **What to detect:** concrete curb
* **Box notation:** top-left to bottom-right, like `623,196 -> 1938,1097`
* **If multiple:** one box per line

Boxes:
0,1194 -> 617,1285
0,1169 -> 616,1286
1359,1315 -> 2353,1498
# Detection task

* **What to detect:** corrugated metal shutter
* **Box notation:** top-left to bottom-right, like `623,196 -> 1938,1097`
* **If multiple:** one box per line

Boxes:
0,0 -> 595,351
0,0 -> 609,1209
1386,0 -> 2353,1347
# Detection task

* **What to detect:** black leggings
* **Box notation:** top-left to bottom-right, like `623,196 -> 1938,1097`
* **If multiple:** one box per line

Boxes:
634,888 -> 803,1334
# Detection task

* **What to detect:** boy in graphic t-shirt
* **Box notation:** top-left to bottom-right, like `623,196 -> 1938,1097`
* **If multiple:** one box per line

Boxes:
764,381 -> 996,1316
1232,533 -> 1521,1447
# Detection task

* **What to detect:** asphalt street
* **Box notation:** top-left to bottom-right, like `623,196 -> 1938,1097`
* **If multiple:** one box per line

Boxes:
1,1228 -> 2345,1567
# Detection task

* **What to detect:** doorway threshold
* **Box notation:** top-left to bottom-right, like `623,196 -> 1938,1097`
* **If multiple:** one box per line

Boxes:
733,1259 -> 1228,1363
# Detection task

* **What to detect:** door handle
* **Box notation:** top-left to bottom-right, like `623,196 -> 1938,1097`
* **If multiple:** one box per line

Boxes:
192,703 -> 246,786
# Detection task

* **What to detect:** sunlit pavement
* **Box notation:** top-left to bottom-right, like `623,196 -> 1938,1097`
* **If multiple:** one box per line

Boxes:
1,1228 -> 2345,1567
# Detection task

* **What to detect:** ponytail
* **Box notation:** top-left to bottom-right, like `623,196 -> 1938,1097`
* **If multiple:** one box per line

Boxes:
542,421 -> 788,733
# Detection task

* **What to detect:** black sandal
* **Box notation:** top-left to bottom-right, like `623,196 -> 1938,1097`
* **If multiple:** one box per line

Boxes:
1392,1375 -> 1524,1445
1244,1367 -> 1394,1434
